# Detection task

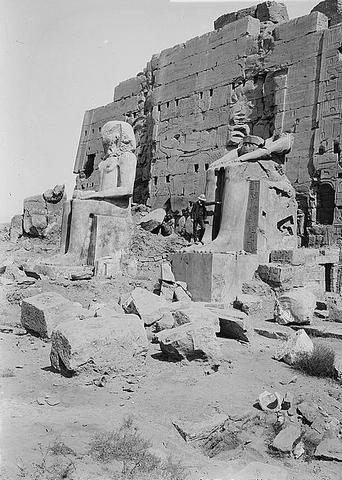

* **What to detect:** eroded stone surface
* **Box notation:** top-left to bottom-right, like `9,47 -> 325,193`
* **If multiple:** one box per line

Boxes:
275,288 -> 316,325
50,313 -> 148,374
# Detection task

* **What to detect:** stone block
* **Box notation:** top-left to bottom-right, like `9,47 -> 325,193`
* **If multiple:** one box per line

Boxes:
274,329 -> 313,365
272,424 -> 302,453
138,208 -> 165,232
311,0 -> 342,27
269,249 -> 305,265
50,313 -> 148,374
160,263 -> 175,283
23,194 -> 48,237
233,294 -> 262,315
207,306 -> 249,341
88,214 -> 133,266
274,12 -> 328,41
275,288 -> 316,325
157,322 -> 221,363
21,292 -> 84,338
326,293 -> 342,323
10,214 -> 23,242
314,438 -> 342,461
257,263 -> 295,288
159,280 -> 175,302
214,12 -> 237,30
169,302 -> 220,332
256,1 -> 289,23
121,287 -> 170,326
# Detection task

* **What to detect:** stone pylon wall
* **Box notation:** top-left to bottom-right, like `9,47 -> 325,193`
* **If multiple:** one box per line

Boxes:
73,2 -> 342,240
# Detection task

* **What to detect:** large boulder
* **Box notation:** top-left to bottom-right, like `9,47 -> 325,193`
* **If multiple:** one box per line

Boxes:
21,292 -> 84,338
157,323 -> 221,364
272,424 -> 302,453
137,208 -> 165,233
50,313 -> 148,374
274,288 -> 316,325
274,329 -> 314,365
121,287 -> 170,326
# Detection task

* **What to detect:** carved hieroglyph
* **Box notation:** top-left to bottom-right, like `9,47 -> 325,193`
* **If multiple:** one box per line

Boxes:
61,121 -> 137,266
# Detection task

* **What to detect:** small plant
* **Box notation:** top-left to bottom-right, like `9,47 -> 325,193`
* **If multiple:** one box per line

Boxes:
89,417 -> 188,479
293,343 -> 336,378
17,444 -> 75,479
0,368 -> 15,377
48,441 -> 76,457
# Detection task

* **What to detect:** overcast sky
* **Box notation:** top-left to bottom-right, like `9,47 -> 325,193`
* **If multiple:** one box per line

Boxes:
1,0 -> 319,222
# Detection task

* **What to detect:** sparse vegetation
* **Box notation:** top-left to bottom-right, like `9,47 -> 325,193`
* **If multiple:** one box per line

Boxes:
17,443 -> 75,479
89,417 -> 188,479
48,441 -> 76,457
293,343 -> 336,378
0,368 -> 15,377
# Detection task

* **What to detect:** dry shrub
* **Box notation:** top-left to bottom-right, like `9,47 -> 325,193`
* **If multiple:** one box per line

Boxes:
89,417 -> 188,479
293,343 -> 335,378
17,444 -> 75,479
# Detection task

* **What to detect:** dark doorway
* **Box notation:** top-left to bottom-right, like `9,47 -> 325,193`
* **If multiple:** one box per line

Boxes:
317,183 -> 335,225
84,154 -> 95,178
324,263 -> 333,292
212,167 -> 225,240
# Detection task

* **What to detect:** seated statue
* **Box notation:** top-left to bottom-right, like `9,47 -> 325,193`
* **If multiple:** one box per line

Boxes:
202,133 -> 298,253
60,120 -> 137,266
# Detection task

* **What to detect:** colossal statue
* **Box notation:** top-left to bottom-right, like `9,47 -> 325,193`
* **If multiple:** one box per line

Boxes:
202,133 -> 298,253
60,121 -> 137,267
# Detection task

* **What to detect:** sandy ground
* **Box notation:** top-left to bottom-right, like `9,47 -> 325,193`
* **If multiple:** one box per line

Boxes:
0,232 -> 342,479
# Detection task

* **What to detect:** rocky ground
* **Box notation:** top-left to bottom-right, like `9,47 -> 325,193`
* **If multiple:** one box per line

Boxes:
0,220 -> 342,480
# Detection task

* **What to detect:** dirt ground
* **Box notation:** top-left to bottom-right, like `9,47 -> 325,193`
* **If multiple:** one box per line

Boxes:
0,228 -> 342,480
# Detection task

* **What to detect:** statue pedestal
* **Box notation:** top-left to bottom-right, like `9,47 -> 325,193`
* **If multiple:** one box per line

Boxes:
171,251 -> 264,303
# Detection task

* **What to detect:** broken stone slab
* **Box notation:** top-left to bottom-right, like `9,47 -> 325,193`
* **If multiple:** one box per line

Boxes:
89,301 -> 125,317
174,282 -> 192,302
168,302 -> 220,332
290,322 -> 342,340
232,461 -> 289,480
157,323 -> 221,363
233,294 -> 262,315
21,292 -> 84,338
275,288 -> 316,325
208,306 -> 249,341
27,262 -> 94,281
137,208 -> 165,233
314,438 -> 342,462
172,414 -> 228,443
159,280 -> 175,302
297,401 -> 320,424
50,313 -> 148,375
159,263 -> 175,283
121,287 -> 170,326
314,309 -> 329,319
0,264 -> 35,286
23,194 -> 48,237
326,293 -> 342,323
274,329 -> 314,366
254,325 -> 291,340
272,424 -> 302,453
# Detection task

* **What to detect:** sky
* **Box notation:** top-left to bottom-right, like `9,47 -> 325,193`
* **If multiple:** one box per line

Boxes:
1,0 -> 319,222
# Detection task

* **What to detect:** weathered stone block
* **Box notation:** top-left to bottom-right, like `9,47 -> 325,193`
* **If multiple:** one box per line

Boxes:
270,249 -> 305,265
21,292 -> 84,338
274,12 -> 328,41
256,1 -> 289,23
50,313 -> 148,374
23,194 -> 48,237
311,0 -> 342,26
274,329 -> 314,365
138,209 -> 165,232
275,288 -> 316,325
326,293 -> 342,323
10,214 -> 23,242
121,287 -> 170,326
272,424 -> 302,453
157,322 -> 221,363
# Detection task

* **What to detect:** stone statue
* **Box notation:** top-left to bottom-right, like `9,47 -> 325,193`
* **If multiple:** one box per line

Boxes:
60,120 -> 137,266
202,133 -> 298,253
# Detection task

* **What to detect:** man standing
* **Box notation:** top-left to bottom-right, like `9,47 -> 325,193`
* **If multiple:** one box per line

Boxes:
191,194 -> 219,244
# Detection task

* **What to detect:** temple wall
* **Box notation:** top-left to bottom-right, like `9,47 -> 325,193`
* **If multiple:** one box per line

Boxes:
73,2 -> 341,240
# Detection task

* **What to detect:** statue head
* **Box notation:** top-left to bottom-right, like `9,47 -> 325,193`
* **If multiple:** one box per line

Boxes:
238,135 -> 265,156
101,121 -> 136,156
228,79 -> 254,147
